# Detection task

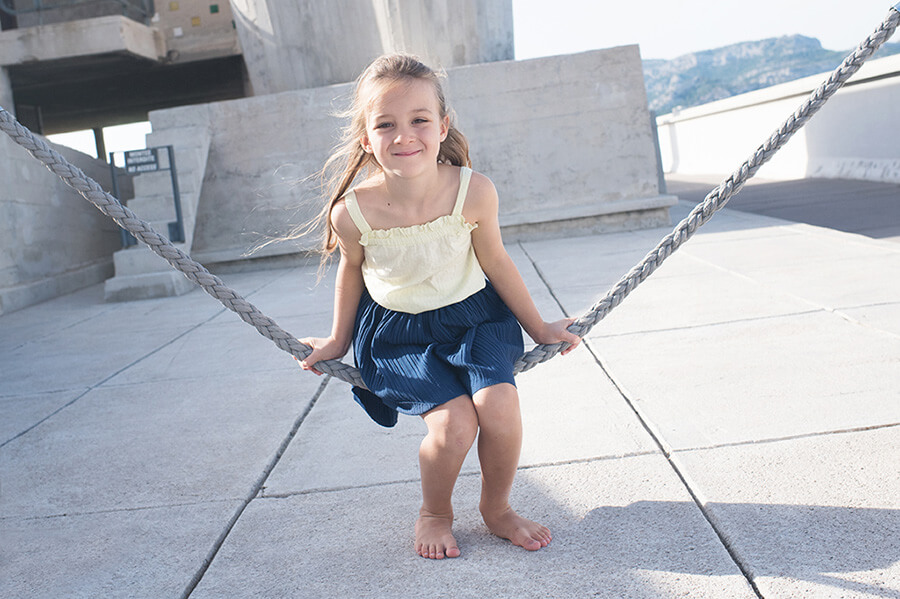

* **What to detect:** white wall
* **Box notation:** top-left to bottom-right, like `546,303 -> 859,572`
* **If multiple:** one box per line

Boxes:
657,53 -> 900,183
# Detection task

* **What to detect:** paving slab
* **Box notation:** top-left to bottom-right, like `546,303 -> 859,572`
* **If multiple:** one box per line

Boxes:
0,500 -> 238,599
593,310 -> 900,450
263,348 -> 656,497
0,319 -> 196,396
705,250 -> 900,310
840,301 -> 900,337
108,317 -> 304,386
193,458 -> 757,599
0,389 -> 79,445
2,176 -> 899,597
1,371 -> 320,518
674,426 -> 900,598
556,256 -> 816,338
206,265 -> 336,324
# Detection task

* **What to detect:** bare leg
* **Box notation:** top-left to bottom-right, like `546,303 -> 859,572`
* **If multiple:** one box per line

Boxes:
416,395 -> 478,559
473,383 -> 552,551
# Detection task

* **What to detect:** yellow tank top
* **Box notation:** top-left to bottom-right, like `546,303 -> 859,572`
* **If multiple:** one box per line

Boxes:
344,167 -> 486,314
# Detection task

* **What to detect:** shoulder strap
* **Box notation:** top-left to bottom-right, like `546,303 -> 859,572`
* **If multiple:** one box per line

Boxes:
451,167 -> 473,216
343,191 -> 371,234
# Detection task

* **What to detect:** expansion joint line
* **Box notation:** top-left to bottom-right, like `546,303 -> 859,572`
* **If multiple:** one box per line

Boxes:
180,376 -> 330,598
520,240 -> 765,596
0,8 -> 897,390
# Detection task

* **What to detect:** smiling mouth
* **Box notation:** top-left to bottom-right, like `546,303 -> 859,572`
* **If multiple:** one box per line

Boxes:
393,150 -> 421,157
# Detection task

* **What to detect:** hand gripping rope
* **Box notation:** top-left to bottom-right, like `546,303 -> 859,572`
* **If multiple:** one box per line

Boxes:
1,4 -> 898,388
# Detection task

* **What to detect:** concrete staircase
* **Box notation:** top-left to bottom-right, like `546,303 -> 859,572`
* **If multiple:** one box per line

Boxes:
104,125 -> 211,302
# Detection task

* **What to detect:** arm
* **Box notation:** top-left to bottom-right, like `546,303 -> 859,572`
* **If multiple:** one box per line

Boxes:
466,173 -> 581,353
299,201 -> 366,374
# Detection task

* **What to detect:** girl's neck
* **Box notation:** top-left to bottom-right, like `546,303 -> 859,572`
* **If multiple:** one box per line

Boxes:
381,163 -> 444,207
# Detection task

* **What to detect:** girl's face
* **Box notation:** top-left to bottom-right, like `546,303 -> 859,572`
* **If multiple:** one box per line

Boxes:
360,78 -> 449,179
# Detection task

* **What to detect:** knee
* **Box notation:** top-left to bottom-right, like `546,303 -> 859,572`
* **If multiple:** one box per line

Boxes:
473,384 -> 521,430
427,401 -> 478,454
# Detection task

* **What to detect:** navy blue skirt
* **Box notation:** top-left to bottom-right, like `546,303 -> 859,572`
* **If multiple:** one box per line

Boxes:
351,282 -> 525,427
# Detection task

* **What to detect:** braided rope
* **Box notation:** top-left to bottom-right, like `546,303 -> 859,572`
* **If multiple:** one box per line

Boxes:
0,111 -> 366,387
514,4 -> 900,372
1,5 -> 896,384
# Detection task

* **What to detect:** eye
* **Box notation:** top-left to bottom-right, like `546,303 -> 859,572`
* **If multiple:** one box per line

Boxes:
374,121 -> 393,130
413,118 -> 429,125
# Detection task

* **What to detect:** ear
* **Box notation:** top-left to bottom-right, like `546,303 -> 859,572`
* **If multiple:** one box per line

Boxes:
360,135 -> 372,153
440,116 -> 450,142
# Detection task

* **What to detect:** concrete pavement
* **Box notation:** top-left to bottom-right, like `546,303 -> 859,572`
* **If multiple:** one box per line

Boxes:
2,181 -> 899,598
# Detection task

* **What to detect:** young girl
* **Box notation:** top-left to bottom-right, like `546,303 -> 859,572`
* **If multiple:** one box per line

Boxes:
299,53 -> 581,560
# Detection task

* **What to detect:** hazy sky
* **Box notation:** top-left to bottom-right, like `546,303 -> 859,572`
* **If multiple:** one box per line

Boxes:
513,0 -> 899,60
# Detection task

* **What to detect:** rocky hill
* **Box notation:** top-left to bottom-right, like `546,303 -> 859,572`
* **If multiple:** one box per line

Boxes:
644,35 -> 900,116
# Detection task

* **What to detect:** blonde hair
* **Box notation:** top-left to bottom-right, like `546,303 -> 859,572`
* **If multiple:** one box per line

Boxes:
316,53 -> 471,256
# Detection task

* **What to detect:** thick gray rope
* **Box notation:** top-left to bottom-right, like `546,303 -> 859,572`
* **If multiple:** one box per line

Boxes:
0,110 -> 365,387
514,3 -> 900,372
1,5 -> 896,385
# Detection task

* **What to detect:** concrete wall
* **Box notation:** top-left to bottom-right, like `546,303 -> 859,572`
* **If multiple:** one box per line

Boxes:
147,45 -> 671,265
657,53 -> 900,183
0,133 -> 126,315
230,0 -> 514,95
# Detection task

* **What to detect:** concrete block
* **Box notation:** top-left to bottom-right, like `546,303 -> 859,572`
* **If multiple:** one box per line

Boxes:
104,270 -> 196,302
0,15 -> 160,65
674,427 -> 900,598
145,126 -> 211,152
126,192 -> 197,224
192,458 -> 757,598
112,244 -> 187,276
133,167 -> 202,197
176,45 -> 667,261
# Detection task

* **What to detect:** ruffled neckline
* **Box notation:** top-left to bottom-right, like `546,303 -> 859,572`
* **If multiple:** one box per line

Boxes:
360,214 -> 477,246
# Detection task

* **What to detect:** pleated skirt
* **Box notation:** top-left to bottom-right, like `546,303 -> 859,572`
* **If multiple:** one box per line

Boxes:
351,281 -> 524,427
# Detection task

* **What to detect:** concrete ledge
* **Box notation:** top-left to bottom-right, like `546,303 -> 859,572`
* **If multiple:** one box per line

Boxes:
501,205 -> 672,244
499,194 -> 678,228
0,15 -> 162,65
0,259 -> 112,316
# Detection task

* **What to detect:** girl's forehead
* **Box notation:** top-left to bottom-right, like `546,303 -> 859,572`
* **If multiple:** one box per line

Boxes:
364,78 -> 441,115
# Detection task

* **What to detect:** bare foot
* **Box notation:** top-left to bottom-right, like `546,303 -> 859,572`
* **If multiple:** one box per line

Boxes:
415,511 -> 460,559
481,506 -> 551,551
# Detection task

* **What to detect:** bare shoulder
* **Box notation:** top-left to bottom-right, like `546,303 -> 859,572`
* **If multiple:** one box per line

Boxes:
330,198 -> 362,246
463,169 -> 500,222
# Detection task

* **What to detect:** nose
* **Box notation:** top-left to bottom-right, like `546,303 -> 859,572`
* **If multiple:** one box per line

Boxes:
393,126 -> 414,144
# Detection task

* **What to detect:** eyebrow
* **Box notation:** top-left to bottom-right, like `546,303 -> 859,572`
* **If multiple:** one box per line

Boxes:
372,108 -> 435,120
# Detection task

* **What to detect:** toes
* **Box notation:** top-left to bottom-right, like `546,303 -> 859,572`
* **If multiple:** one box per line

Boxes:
446,545 -> 461,558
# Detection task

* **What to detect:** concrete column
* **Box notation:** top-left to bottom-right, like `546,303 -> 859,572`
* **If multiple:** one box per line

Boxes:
230,0 -> 513,94
0,66 -> 13,116
230,0 -> 384,94
372,0 -> 513,69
